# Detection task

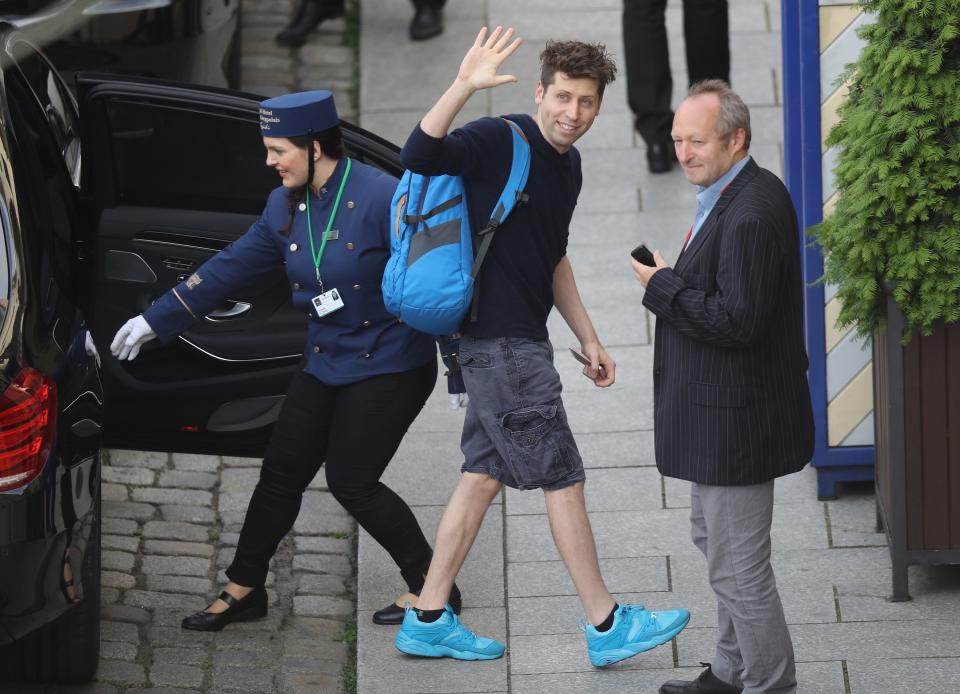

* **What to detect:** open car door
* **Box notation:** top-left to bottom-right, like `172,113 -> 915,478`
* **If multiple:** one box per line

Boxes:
77,74 -> 402,457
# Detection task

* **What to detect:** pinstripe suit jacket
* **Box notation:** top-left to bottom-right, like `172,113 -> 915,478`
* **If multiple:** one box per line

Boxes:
642,159 -> 814,485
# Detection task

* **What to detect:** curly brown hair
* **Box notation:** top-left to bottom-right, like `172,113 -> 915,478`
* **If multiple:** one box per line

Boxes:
539,40 -> 618,98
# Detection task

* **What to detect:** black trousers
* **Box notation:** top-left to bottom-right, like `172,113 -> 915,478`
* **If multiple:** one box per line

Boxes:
227,360 -> 438,589
623,0 -> 730,146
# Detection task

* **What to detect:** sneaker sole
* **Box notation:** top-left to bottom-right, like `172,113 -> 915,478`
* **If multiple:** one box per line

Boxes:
395,632 -> 503,660
588,612 -> 691,667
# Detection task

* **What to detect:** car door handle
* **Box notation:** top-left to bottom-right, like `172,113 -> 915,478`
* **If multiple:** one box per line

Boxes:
205,301 -> 252,321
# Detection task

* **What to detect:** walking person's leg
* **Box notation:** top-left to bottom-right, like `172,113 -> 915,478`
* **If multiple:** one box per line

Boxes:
182,370 -> 334,630
681,0 -> 730,85
698,481 -> 795,694
322,359 -> 462,622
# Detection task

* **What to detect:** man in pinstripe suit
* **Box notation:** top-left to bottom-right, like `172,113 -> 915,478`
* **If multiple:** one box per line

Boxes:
632,81 -> 815,694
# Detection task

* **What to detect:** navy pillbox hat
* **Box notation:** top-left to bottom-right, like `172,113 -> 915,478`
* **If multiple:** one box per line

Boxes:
259,90 -> 338,137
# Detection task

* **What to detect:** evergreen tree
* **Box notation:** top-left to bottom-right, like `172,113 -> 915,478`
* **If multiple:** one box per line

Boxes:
811,0 -> 960,339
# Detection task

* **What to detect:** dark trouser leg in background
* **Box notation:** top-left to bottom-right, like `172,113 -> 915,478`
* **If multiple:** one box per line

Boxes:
683,0 -> 729,85
623,0 -> 673,147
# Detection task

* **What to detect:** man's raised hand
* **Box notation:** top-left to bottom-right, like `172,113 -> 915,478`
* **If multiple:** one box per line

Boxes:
457,26 -> 523,92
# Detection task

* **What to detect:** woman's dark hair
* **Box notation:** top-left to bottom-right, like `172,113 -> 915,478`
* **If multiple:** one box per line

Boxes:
279,124 -> 345,236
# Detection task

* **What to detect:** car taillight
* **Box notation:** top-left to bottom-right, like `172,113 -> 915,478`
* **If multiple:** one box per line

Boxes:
0,367 -> 57,493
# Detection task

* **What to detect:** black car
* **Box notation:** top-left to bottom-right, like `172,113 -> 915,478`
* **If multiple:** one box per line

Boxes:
5,0 -> 240,88
0,23 -> 400,683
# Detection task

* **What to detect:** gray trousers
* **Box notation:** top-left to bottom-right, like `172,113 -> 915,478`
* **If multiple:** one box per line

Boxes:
690,480 -> 796,694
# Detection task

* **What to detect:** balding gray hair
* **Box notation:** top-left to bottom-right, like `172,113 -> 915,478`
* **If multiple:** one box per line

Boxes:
687,79 -> 752,150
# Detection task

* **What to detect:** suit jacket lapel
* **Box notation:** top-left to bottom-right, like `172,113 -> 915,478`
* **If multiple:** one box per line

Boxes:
675,158 -> 760,273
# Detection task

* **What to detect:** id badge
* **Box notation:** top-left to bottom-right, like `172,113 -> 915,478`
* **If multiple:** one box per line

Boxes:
311,288 -> 345,318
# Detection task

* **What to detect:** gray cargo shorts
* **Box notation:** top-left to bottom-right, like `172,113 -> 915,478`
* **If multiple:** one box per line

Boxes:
457,336 -> 585,491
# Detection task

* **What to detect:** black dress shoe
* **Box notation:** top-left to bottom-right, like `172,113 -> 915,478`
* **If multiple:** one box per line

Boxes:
371,587 -> 462,625
181,586 -> 268,632
660,663 -> 743,694
275,0 -> 345,47
409,3 -> 443,41
647,140 -> 676,174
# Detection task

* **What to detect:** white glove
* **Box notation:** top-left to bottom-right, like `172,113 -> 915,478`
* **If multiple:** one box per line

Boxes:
83,330 -> 101,367
110,315 -> 156,361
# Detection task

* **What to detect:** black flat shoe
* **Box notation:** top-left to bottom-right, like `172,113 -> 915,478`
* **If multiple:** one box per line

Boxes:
181,586 -> 268,632
659,663 -> 743,694
275,0 -> 345,47
647,140 -> 676,174
371,587 -> 462,625
409,3 -> 443,41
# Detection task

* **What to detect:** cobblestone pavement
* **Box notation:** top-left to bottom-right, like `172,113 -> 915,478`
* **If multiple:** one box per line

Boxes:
17,5 -> 362,693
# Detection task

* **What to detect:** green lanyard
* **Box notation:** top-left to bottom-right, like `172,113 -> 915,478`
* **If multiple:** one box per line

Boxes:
306,157 -> 352,285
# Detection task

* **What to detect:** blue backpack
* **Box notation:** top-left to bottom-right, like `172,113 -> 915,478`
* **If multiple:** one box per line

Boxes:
381,119 -> 531,335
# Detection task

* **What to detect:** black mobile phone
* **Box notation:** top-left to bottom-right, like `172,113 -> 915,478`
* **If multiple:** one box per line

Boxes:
631,243 -> 656,267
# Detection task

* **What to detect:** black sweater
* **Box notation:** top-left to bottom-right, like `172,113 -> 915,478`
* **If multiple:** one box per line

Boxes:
400,114 -> 582,340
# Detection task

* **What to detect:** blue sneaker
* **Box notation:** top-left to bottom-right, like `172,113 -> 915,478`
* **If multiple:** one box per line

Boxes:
395,605 -> 505,660
583,603 -> 690,667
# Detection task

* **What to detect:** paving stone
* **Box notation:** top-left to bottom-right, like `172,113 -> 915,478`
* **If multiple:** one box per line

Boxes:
297,43 -> 353,66
283,638 -> 350,662
219,532 -> 241,547
101,604 -> 152,626
132,487 -> 213,506
212,648 -> 276,667
101,465 -> 156,486
292,595 -> 353,617
152,646 -> 208,666
104,501 -> 157,521
292,553 -> 353,576
293,536 -> 351,555
172,452 -> 221,472
146,574 -> 214,595
95,659 -> 147,685
149,625 -> 216,646
149,663 -> 205,689
101,483 -> 129,501
102,550 -> 135,573
220,456 -> 261,468
159,504 -> 217,524
219,467 -> 260,490
99,640 -> 138,661
101,587 -> 120,604
101,570 -> 137,589
212,665 -> 276,692
103,517 -> 138,535
296,573 -> 348,595
108,449 -> 168,469
143,521 -> 211,542
214,630 -> 284,651
144,539 -> 215,558
280,672 -> 341,694
123,590 -> 200,611
103,534 -> 140,553
280,655 -> 343,676
142,555 -> 210,577
158,469 -> 218,490
284,616 -> 344,641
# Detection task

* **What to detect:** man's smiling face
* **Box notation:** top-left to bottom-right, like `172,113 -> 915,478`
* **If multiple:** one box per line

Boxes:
534,72 -> 602,154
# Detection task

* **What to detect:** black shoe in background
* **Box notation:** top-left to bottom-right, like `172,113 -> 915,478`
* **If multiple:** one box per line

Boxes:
659,663 -> 743,694
276,0 -> 345,47
409,3 -> 443,41
647,140 -> 676,174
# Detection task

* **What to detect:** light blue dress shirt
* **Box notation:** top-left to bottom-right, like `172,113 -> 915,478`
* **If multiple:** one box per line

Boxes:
687,155 -> 751,247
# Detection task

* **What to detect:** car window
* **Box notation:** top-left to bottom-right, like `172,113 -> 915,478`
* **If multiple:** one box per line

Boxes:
104,99 -> 277,216
6,38 -> 80,186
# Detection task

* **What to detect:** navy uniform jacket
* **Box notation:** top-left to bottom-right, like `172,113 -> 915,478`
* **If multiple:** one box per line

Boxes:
143,158 -> 436,386
642,159 -> 814,486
